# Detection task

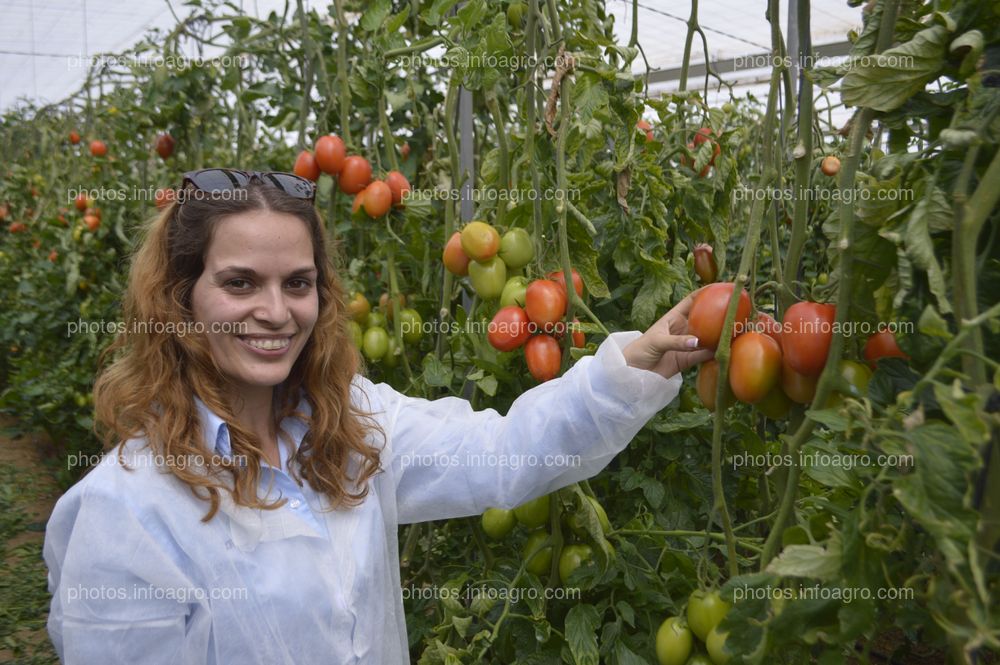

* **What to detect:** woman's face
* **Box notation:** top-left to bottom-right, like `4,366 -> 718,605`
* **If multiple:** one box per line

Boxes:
191,209 -> 319,400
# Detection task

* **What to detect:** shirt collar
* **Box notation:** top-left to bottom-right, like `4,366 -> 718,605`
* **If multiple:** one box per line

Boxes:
193,395 -> 312,469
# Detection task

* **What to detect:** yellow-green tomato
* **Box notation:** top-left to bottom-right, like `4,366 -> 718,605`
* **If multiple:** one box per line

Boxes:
481,508 -> 517,540
558,543 -> 593,585
499,276 -> 529,308
522,530 -> 552,576
498,227 -> 534,269
347,320 -> 363,348
655,617 -> 693,665
827,359 -> 873,406
362,326 -> 389,361
398,308 -> 423,345
686,590 -> 730,642
706,626 -> 731,665
514,494 -> 550,528
468,256 -> 507,299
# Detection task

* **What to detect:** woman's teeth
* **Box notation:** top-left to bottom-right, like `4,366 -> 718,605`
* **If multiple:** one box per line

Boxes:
243,337 -> 290,350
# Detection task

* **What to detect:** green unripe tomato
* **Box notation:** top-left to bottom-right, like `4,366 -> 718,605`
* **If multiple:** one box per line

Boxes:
383,335 -> 402,369
366,311 -> 388,330
558,543 -> 593,585
498,227 -> 534,269
686,590 -> 730,642
468,256 -> 507,300
706,626 -> 732,664
362,326 -> 389,361
398,308 -> 423,345
347,320 -> 363,348
654,616 -> 693,665
481,508 -> 517,540
522,530 -> 552,576
499,276 -> 529,308
514,494 -> 550,528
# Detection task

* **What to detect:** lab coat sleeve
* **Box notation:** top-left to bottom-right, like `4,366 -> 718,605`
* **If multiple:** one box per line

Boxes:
363,331 -> 681,524
43,478 -> 204,664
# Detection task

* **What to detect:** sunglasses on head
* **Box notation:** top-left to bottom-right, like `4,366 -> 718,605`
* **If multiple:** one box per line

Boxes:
181,169 -> 316,202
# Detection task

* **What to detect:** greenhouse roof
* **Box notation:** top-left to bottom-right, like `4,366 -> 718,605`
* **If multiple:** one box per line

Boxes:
0,0 -> 864,113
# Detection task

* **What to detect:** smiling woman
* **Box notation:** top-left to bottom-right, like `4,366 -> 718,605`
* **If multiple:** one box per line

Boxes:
42,171 -> 709,665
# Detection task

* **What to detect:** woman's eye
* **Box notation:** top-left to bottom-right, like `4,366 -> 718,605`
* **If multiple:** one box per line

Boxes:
225,278 -> 253,290
287,278 -> 313,290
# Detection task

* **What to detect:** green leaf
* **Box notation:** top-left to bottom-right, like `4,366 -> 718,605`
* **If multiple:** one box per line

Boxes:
422,354 -> 453,387
613,642 -> 647,665
841,25 -> 950,112
933,381 -> 989,444
385,5 -> 411,33
649,409 -> 711,433
565,604 -> 600,665
360,0 -> 392,31
917,304 -> 953,340
766,543 -> 841,581
905,189 -> 952,314
475,373 -> 498,397
893,423 -> 980,567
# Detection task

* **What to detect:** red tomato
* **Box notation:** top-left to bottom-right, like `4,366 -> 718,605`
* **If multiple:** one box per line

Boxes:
687,282 -> 752,350
89,140 -> 107,157
362,181 -> 392,217
74,193 -> 92,211
314,134 -> 347,174
637,119 -> 654,142
781,362 -> 818,404
781,302 -> 836,376
442,231 -> 470,276
546,268 -> 584,299
339,155 -> 373,194
681,128 -> 720,176
155,133 -> 174,160
693,243 -> 717,283
525,280 -> 567,328
488,306 -> 531,352
863,330 -> 908,368
525,334 -> 561,382
729,332 -> 782,403
384,171 -> 411,206
400,142 -> 411,160
293,150 -> 320,181
69,131 -> 81,144
8,222 -> 27,233
570,318 -> 585,348
820,155 -> 841,177
696,360 -> 720,411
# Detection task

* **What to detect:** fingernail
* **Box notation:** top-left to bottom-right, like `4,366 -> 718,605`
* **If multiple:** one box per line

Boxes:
686,337 -> 699,348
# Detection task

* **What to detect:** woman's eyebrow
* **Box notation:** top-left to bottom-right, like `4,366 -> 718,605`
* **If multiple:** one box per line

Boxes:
215,266 -> 319,277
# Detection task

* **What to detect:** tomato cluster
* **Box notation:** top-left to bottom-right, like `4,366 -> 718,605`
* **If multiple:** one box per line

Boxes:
345,291 -> 423,369
655,591 -> 732,665
691,284 -> 906,415
293,134 -> 411,219
482,492 -> 611,587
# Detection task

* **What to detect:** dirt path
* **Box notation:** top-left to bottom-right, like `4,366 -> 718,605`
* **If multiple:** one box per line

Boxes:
0,416 -> 63,664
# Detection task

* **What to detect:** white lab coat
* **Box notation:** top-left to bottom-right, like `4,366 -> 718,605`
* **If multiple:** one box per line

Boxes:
43,331 -> 680,663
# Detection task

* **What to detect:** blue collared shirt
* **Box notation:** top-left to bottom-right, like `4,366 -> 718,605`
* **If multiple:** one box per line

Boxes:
43,332 -> 681,664
193,396 -> 329,539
